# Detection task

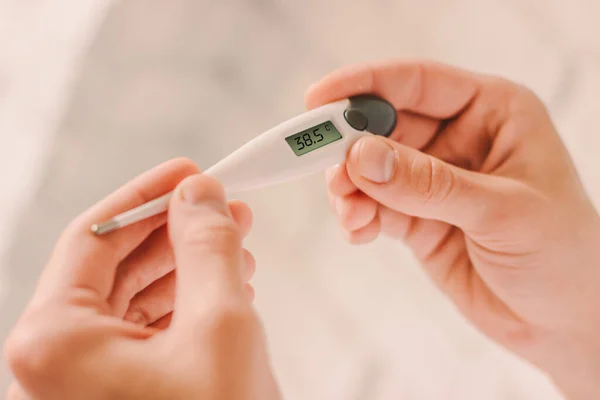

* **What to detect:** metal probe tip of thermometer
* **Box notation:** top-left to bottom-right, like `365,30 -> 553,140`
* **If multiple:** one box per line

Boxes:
91,192 -> 174,235
91,95 -> 397,235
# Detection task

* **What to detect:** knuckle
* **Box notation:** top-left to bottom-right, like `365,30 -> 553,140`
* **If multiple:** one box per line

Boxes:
506,81 -> 541,103
514,85 -> 541,104
484,76 -> 522,97
484,77 -> 522,110
482,77 -> 548,124
409,154 -> 455,204
504,82 -> 546,112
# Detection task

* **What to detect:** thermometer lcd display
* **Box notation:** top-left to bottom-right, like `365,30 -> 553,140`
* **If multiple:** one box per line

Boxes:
285,121 -> 342,156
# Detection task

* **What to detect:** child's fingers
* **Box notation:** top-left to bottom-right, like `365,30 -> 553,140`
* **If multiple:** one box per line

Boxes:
42,158 -> 199,302
108,201 -> 253,317
343,217 -> 381,245
326,163 -> 357,197
334,192 -> 378,232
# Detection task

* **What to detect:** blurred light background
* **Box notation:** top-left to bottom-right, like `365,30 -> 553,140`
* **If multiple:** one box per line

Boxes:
1,0 -> 599,398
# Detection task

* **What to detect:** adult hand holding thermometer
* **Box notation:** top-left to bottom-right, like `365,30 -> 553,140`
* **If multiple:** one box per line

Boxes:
91,95 -> 396,235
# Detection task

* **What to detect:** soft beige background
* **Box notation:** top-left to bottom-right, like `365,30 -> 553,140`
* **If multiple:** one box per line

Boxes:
2,0 -> 599,398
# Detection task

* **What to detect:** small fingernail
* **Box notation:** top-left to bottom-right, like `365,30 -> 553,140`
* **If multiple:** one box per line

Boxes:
351,137 -> 396,183
334,197 -> 343,216
326,164 -> 341,181
177,175 -> 203,204
124,310 -> 146,325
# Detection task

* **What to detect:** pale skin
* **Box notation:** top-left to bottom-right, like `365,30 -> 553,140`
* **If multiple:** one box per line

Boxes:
4,161 -> 281,400
4,60 -> 600,399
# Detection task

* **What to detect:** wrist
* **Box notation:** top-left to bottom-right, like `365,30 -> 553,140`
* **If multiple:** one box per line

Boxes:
525,330 -> 600,400
539,213 -> 600,399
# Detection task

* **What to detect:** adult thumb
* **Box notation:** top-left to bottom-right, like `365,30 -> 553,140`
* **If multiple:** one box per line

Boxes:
168,174 -> 244,312
346,136 -> 518,231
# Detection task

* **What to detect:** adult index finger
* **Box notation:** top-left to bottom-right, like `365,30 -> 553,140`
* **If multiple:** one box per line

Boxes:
305,60 -> 478,120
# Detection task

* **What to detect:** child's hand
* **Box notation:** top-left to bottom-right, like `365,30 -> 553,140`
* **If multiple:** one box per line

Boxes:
4,159 -> 280,400
307,60 -> 600,399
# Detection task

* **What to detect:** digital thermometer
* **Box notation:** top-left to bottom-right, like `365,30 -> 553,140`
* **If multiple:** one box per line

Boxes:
92,95 -> 396,235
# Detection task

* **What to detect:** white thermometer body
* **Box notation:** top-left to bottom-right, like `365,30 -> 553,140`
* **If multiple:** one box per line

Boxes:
92,95 -> 396,234
210,98 -> 366,193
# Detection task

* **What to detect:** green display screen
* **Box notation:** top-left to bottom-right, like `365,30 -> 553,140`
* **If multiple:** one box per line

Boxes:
285,121 -> 342,156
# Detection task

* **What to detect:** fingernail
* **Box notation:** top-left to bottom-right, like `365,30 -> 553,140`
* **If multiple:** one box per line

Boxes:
177,175 -> 203,204
334,196 -> 343,216
124,309 -> 147,325
351,137 -> 396,183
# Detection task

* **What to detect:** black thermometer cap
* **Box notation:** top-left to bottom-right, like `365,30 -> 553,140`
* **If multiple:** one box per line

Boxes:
344,94 -> 397,137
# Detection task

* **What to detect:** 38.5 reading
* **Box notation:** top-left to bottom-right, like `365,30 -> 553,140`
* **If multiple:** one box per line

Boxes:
285,120 -> 343,156
294,123 -> 331,150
